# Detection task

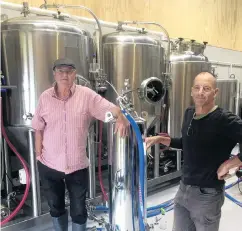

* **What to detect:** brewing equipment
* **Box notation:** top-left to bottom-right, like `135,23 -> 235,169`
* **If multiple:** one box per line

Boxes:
168,38 -> 211,137
0,5 -> 100,227
1,15 -> 94,127
103,21 -> 169,230
1,2 -> 209,230
216,77 -> 240,115
103,29 -> 166,119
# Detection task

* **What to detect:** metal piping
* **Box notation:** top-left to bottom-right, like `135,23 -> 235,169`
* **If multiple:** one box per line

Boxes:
38,3 -> 104,72
0,1 -> 166,38
87,125 -> 96,199
210,60 -> 242,68
28,130 -> 41,217
118,21 -> 171,73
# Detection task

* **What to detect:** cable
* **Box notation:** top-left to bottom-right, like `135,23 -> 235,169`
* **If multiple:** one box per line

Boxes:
105,80 -> 119,96
0,98 -> 31,225
238,181 -> 242,194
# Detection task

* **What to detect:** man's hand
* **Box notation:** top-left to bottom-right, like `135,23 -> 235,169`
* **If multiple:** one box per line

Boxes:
115,113 -> 129,137
217,162 -> 229,180
217,156 -> 242,180
145,136 -> 171,149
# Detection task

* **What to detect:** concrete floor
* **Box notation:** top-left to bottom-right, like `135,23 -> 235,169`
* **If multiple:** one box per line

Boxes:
147,176 -> 242,231
22,175 -> 242,231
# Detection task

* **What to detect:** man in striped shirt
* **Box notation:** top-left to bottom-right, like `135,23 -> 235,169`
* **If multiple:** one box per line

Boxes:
32,58 -> 129,231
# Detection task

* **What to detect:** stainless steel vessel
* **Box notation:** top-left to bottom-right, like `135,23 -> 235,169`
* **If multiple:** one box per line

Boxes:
103,29 -> 166,122
168,39 -> 211,137
1,16 -> 94,126
103,28 -> 166,230
216,78 -> 240,115
109,120 -> 146,231
103,29 -> 166,178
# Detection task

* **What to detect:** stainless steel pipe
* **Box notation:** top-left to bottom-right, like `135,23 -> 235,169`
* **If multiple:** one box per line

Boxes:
28,130 -> 41,217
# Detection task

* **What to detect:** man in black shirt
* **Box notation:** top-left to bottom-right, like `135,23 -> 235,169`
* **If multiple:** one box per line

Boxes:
146,72 -> 242,231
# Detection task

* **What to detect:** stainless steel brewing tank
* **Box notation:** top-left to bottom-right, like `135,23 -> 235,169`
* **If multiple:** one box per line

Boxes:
216,78 -> 239,114
1,16 -> 94,126
103,30 -> 166,122
168,39 -> 211,137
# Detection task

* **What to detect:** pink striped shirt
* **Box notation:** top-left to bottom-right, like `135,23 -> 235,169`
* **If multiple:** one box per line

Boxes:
32,83 -> 115,174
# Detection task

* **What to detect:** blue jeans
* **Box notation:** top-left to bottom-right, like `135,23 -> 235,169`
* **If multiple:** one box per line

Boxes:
38,161 -> 88,225
172,181 -> 225,231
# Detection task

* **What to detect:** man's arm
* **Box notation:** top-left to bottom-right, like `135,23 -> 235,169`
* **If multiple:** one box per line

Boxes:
145,136 -> 182,150
217,112 -> 242,179
145,108 -> 190,149
217,155 -> 242,180
109,106 -> 129,136
87,88 -> 129,137
31,95 -> 46,157
35,130 -> 44,157
170,138 -> 183,150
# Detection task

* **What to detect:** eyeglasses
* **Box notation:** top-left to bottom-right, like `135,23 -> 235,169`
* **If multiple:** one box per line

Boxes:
55,69 -> 75,75
187,113 -> 195,136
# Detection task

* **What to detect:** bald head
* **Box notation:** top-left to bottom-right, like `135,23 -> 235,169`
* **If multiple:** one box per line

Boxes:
191,71 -> 219,107
194,72 -> 217,89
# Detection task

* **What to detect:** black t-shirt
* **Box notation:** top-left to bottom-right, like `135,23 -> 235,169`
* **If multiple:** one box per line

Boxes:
170,106 -> 242,188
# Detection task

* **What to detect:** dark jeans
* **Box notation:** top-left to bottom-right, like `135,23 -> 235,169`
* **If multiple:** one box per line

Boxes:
38,161 -> 88,225
172,181 -> 225,231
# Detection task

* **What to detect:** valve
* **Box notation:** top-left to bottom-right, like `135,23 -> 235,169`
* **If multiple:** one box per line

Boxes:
23,113 -> 33,120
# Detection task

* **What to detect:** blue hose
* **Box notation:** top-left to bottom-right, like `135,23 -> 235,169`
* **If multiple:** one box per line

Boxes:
130,127 -> 136,231
225,192 -> 242,207
225,178 -> 242,190
224,178 -> 242,207
147,204 -> 174,218
147,199 -> 174,212
94,198 -> 174,212
122,110 -> 146,231
94,206 -> 109,212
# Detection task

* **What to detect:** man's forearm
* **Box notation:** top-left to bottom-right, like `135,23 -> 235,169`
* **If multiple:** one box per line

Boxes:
35,130 -> 43,156
224,155 -> 242,170
109,106 -> 122,119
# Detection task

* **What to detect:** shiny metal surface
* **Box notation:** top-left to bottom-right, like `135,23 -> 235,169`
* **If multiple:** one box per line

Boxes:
154,106 -> 161,178
1,15 -> 94,126
147,170 -> 182,188
103,30 -> 166,202
168,39 -> 211,137
103,30 -> 166,120
110,121 -> 145,231
216,78 -> 239,114
3,139 -> 12,195
28,130 -> 41,217
87,124 -> 96,199
1,14 -> 8,22
176,150 -> 182,171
